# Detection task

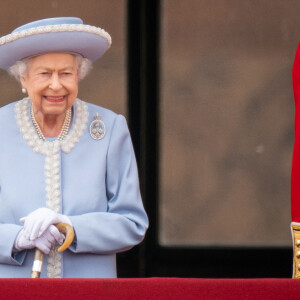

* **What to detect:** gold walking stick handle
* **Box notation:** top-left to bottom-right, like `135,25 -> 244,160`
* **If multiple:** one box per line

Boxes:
30,223 -> 74,278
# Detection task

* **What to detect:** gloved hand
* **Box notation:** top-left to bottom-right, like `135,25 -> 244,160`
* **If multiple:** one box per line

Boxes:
20,207 -> 73,241
14,225 -> 65,254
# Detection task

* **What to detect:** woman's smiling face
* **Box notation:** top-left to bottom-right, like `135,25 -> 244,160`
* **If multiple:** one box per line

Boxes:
21,53 -> 79,117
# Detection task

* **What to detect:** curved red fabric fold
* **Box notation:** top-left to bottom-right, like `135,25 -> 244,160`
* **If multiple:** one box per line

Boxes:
291,42 -> 300,222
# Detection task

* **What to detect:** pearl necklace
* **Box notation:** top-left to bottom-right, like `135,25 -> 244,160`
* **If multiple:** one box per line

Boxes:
31,106 -> 72,141
16,97 -> 89,154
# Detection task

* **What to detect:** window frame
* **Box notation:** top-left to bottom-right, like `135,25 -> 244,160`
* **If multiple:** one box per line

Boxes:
117,0 -> 292,278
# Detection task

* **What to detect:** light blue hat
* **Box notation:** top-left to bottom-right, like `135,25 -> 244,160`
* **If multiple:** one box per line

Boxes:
0,17 -> 112,70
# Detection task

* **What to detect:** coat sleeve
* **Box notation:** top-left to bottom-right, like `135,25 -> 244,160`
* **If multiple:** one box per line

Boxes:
68,114 -> 148,254
0,221 -> 26,265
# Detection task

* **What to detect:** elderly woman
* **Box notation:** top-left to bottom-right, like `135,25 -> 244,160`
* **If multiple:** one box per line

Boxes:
0,17 -> 148,278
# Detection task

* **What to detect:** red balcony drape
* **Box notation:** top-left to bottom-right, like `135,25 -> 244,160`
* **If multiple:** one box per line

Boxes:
0,278 -> 300,300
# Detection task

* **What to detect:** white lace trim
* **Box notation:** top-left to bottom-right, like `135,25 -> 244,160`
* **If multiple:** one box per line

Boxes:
15,97 -> 89,278
0,23 -> 111,47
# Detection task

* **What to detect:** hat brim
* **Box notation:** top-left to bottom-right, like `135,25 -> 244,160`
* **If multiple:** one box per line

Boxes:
0,28 -> 111,70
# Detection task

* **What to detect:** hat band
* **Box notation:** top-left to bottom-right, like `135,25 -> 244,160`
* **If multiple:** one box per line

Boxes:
0,24 -> 111,47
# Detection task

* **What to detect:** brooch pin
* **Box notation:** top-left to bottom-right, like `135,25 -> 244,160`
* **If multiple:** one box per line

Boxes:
89,113 -> 106,140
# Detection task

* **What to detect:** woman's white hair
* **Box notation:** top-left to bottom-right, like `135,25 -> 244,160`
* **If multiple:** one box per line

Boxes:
9,54 -> 92,82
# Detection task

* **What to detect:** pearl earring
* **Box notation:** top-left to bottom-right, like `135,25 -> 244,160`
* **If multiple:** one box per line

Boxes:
22,88 -> 26,94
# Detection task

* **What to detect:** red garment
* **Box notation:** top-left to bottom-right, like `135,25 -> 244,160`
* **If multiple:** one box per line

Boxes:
292,42 -> 300,221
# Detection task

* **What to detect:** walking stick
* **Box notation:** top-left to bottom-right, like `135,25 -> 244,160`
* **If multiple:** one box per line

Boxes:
30,223 -> 74,278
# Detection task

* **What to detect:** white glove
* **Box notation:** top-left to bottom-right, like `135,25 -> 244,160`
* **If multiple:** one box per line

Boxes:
20,207 -> 72,241
14,225 -> 65,254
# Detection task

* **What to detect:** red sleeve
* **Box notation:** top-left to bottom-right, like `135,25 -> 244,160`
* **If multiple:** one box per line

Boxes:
291,42 -> 300,221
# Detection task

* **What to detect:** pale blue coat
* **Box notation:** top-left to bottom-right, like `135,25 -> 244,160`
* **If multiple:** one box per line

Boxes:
0,99 -> 148,278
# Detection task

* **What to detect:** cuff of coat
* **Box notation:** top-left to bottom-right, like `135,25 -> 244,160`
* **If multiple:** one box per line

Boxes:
66,216 -> 78,252
0,224 -> 26,265
11,250 -> 27,265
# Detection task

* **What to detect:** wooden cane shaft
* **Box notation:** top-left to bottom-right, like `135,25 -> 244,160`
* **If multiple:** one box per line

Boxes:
30,248 -> 44,278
